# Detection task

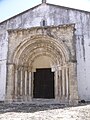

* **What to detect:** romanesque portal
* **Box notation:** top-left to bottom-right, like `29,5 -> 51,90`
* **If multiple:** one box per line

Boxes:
6,25 -> 78,104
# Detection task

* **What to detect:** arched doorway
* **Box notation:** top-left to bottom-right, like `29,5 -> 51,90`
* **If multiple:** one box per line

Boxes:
6,26 -> 78,104
31,55 -> 55,99
7,36 -> 69,102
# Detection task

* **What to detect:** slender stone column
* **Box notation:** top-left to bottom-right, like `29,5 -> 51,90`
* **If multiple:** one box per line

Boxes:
64,68 -> 66,97
25,70 -> 27,101
58,70 -> 62,99
55,70 -> 59,100
15,68 -> 18,100
22,69 -> 25,100
20,69 -> 23,99
5,64 -> 15,102
62,68 -> 65,97
29,72 -> 32,101
31,72 -> 34,98
66,67 -> 69,99
17,70 -> 21,99
27,71 -> 29,101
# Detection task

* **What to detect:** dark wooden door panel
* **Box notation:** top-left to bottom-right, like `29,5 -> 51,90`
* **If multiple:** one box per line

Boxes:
33,68 -> 54,98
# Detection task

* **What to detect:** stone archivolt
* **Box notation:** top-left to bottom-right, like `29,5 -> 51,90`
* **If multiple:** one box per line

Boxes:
12,36 -> 69,67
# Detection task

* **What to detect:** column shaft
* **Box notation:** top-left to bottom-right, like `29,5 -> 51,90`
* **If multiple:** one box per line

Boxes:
15,69 -> 18,99
29,72 -> 31,96
20,70 -> 23,96
55,71 -> 59,100
25,71 -> 27,96
66,68 -> 69,98
62,68 -> 65,97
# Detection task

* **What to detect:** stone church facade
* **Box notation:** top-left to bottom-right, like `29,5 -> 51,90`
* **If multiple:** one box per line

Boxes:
0,0 -> 90,104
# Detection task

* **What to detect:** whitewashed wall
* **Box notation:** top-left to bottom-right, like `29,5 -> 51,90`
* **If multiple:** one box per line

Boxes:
0,28 -> 8,101
0,3 -> 90,101
0,61 -> 6,100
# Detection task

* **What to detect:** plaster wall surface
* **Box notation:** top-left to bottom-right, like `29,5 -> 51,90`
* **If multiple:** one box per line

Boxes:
0,60 -> 6,100
0,3 -> 90,101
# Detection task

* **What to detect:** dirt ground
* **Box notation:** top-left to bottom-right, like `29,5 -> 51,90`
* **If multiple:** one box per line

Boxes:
0,103 -> 90,120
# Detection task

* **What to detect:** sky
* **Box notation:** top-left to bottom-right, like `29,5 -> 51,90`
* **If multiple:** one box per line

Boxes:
0,0 -> 90,22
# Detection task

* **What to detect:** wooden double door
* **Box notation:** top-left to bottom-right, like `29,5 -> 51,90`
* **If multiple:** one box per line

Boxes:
33,68 -> 55,99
